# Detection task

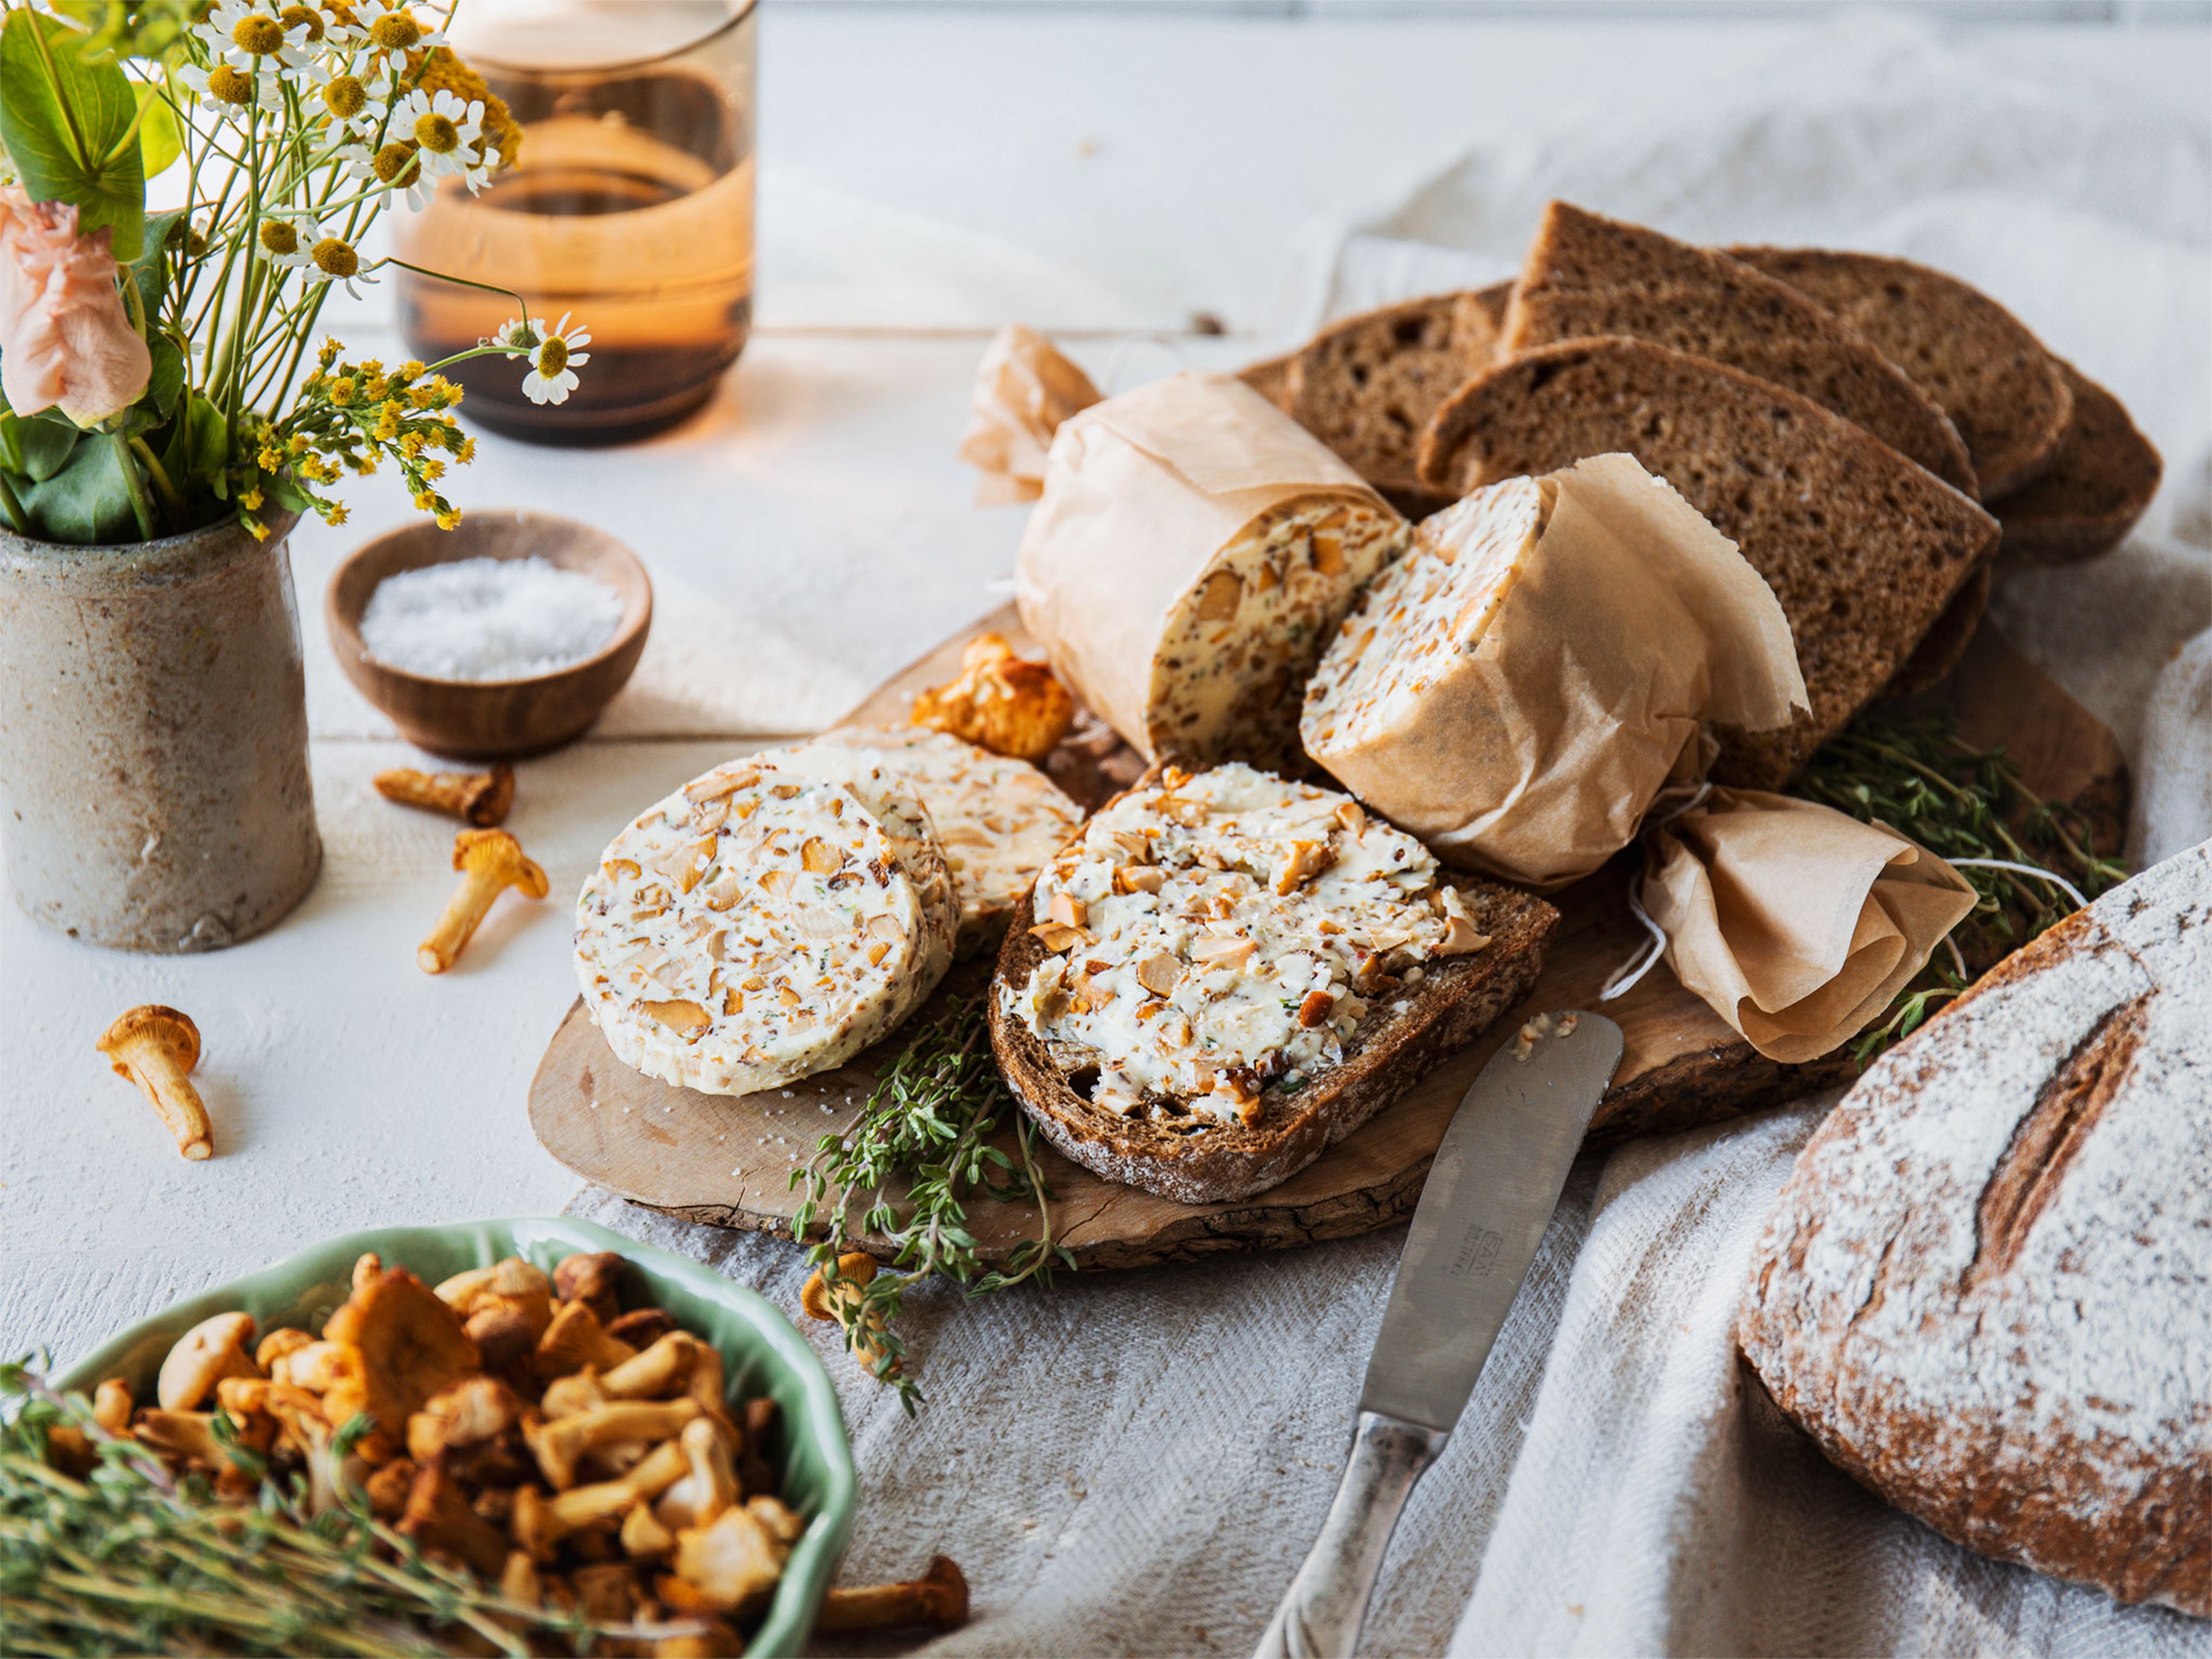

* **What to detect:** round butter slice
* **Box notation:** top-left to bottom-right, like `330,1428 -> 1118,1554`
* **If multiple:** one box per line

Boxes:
575,752 -> 957,1096
786,726 -> 1084,956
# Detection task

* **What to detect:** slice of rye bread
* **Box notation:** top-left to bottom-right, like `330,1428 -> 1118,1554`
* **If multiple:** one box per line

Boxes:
1728,247 -> 2073,500
1238,285 -> 1513,509
988,870 -> 1558,1205
1883,562 -> 1992,698
1238,351 -> 1297,414
1994,359 -> 2163,565
1417,337 -> 2001,788
1503,203 -> 1979,497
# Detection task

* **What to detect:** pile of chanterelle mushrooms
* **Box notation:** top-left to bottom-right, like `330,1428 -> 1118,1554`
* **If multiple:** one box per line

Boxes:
101,1248 -> 966,1651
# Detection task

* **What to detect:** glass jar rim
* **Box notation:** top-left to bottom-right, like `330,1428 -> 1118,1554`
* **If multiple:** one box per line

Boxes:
464,0 -> 757,78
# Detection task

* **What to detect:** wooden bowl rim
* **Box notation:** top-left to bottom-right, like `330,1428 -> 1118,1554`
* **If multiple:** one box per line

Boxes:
325,510 -> 653,691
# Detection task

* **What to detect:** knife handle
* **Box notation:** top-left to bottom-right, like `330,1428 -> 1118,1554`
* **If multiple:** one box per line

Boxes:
1251,1412 -> 1447,1659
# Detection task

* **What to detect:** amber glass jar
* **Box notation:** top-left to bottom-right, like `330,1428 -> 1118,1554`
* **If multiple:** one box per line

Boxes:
396,1 -> 756,444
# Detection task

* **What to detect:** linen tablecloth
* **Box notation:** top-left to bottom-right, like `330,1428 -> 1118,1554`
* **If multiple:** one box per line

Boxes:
577,16 -> 2212,1654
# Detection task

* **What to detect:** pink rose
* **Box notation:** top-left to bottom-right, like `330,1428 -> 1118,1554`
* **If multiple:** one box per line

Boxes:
0,186 -> 151,427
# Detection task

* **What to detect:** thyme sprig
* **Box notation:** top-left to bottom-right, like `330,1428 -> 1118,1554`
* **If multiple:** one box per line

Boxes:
0,1361 -> 682,1657
790,994 -> 1073,1415
1791,707 -> 2129,1063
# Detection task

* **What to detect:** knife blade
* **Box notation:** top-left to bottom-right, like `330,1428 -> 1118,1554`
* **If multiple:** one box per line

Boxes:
1253,1012 -> 1623,1659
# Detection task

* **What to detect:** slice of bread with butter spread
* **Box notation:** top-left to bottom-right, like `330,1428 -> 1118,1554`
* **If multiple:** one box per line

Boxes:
988,763 -> 1557,1203
577,749 -> 958,1096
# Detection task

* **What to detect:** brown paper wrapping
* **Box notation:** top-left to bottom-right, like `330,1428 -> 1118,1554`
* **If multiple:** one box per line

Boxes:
1643,789 -> 1978,1063
1013,371 -> 1394,759
956,325 -> 1102,504
1306,454 -> 1806,889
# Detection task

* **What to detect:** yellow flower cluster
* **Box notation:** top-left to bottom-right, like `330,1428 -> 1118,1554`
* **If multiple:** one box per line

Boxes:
237,338 -> 478,535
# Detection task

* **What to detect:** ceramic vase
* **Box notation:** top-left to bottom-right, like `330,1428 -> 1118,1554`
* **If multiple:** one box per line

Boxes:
0,510 -> 321,951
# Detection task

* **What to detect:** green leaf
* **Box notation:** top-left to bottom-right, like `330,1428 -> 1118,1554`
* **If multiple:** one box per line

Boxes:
126,203 -> 183,319
0,10 -> 146,259
0,413 -> 82,482
142,329 -> 183,418
131,79 -> 177,176
160,390 -> 225,487
18,430 -> 137,541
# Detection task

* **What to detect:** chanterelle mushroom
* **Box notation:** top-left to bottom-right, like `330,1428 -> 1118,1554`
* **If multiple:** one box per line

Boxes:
322,1266 -> 480,1445
374,762 -> 514,828
157,1310 -> 260,1410
815,1555 -> 970,1634
670,1503 -> 789,1613
97,1005 -> 212,1160
417,828 -> 548,974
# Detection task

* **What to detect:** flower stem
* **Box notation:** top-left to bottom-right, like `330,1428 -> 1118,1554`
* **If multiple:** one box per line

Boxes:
130,436 -> 187,521
109,432 -> 158,539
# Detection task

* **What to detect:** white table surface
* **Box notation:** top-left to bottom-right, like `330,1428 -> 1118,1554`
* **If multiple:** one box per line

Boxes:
2,0 -> 2205,1586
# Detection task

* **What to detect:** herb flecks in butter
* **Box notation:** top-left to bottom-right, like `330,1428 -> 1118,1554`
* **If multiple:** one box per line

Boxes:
1009,763 -> 1484,1127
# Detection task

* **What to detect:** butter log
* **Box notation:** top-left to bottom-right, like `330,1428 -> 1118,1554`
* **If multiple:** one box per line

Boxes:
1014,372 -> 1407,770
1300,454 -> 1805,889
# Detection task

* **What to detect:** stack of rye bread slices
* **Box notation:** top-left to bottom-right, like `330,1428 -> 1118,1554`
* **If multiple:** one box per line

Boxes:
1244,202 -> 2163,789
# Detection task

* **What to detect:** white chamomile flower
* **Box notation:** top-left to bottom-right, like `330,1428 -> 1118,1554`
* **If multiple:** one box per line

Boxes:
319,68 -> 393,141
512,313 -> 590,407
358,3 -> 449,66
177,58 -> 280,121
256,215 -> 313,268
395,88 -> 488,188
202,0 -> 315,73
302,228 -> 380,300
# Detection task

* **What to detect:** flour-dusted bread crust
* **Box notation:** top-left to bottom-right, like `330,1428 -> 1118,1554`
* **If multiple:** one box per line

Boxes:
787,726 -> 1083,958
1738,842 -> 2212,1615
576,751 -> 957,1096
987,766 -> 1558,1202
1995,359 -> 2164,566
1504,203 -> 1977,495
1416,336 -> 1999,788
1728,246 -> 2073,501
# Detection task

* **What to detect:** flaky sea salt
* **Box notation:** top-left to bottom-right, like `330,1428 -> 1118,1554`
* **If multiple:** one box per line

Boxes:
359,556 -> 624,681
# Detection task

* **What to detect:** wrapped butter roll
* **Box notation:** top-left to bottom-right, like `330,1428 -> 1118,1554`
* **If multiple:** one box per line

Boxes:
1015,372 -> 1407,770
1300,453 -> 1806,889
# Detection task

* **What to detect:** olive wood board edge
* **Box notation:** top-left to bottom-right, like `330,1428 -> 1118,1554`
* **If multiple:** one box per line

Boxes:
529,608 -> 2127,1270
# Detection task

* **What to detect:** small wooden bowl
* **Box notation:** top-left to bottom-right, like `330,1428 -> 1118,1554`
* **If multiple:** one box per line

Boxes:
326,512 -> 652,760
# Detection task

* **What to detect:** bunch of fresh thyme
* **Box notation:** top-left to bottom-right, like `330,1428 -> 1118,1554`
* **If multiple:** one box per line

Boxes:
0,1363 -> 660,1658
1792,706 -> 2128,1063
790,993 -> 1072,1414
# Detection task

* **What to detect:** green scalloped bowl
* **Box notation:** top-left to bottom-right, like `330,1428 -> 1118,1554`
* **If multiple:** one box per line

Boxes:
55,1217 -> 855,1658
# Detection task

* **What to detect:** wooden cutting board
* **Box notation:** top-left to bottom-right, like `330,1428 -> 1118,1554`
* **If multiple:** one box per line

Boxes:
529,609 -> 2126,1269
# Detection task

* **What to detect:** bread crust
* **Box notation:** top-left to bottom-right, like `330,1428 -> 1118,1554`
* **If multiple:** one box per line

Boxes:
1505,204 -> 1978,496
1416,335 -> 1999,788
1995,359 -> 2164,566
986,799 -> 1558,1204
1738,843 -> 2211,1615
1728,246 -> 2074,500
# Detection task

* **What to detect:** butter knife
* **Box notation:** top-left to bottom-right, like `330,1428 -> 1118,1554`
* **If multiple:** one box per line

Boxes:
1252,1012 -> 1624,1659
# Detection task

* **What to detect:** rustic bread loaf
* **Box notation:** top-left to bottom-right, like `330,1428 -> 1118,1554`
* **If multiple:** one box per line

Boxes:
1502,203 -> 1977,495
1995,359 -> 2164,565
988,764 -> 1556,1202
1728,246 -> 2073,500
1739,840 -> 2211,1616
1416,336 -> 2000,787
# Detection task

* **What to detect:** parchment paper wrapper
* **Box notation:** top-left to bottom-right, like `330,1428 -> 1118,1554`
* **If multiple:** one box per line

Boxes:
1014,372 -> 1398,762
956,324 -> 1101,504
1302,453 -> 1807,888
1643,789 -> 1979,1063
